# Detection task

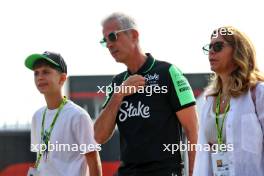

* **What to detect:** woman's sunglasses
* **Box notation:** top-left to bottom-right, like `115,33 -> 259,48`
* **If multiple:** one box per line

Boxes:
100,28 -> 134,47
202,41 -> 229,55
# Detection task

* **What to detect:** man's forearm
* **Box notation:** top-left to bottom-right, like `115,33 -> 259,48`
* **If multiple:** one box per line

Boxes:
94,93 -> 124,144
94,75 -> 146,144
186,130 -> 197,176
176,105 -> 198,176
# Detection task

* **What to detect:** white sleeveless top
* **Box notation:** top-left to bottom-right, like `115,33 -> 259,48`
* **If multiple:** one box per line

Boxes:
205,102 -> 227,144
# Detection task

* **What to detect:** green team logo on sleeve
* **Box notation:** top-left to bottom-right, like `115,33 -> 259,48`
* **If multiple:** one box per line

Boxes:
169,65 -> 195,106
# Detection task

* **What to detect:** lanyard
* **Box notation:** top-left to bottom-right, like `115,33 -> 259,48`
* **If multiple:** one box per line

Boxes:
215,92 -> 230,146
34,96 -> 67,168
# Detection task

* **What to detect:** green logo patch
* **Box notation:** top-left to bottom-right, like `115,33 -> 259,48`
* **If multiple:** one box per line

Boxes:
169,65 -> 195,106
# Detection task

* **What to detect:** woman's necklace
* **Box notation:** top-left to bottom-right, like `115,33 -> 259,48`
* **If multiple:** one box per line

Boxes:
220,93 -> 230,105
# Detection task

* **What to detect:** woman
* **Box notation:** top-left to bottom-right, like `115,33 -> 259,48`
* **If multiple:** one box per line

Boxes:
193,26 -> 264,176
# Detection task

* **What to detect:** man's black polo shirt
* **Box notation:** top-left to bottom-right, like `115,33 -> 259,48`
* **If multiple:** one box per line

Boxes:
102,53 -> 196,175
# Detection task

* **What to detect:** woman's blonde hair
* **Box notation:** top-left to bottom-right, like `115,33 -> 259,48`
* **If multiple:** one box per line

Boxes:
207,26 -> 264,97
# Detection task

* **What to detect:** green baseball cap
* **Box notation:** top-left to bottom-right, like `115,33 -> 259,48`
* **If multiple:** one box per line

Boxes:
25,51 -> 67,73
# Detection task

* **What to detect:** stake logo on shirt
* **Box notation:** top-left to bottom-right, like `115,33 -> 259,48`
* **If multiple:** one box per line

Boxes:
144,73 -> 159,85
118,101 -> 150,122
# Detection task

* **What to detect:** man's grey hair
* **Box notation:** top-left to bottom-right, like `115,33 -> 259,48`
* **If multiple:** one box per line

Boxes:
101,12 -> 137,30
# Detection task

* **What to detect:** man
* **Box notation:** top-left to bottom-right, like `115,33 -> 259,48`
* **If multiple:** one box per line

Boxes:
25,51 -> 102,176
94,12 -> 198,176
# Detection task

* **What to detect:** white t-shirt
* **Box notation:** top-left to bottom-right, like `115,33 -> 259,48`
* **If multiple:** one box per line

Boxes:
30,100 -> 100,176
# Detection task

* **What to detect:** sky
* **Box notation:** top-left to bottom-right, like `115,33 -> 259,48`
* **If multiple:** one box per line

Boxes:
0,0 -> 264,127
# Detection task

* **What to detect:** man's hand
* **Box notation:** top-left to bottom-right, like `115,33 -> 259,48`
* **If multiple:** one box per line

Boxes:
120,74 -> 146,97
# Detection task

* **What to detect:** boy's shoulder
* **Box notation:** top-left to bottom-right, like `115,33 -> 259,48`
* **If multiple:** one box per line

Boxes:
33,106 -> 46,119
32,100 -> 91,121
63,100 -> 91,118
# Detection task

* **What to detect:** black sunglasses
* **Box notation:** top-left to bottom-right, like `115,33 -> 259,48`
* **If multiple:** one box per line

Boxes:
100,28 -> 134,47
202,41 -> 229,55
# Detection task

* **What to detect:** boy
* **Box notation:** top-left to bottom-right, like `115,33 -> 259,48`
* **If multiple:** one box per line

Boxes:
25,51 -> 102,176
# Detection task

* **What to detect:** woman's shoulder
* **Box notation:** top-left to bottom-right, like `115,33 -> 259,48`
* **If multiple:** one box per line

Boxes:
256,82 -> 264,88
255,82 -> 264,94
251,82 -> 264,103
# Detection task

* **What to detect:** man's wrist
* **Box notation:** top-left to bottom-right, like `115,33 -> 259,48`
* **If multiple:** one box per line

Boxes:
112,92 -> 124,101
